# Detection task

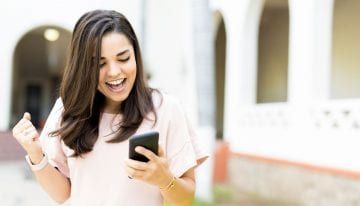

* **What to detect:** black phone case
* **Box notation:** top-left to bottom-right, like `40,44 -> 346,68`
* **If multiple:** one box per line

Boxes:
129,131 -> 159,162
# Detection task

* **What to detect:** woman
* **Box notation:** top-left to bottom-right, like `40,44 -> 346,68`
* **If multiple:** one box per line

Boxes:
12,10 -> 207,206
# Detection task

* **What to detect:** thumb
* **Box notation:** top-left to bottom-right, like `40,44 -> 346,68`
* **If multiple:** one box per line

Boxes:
158,145 -> 165,157
23,112 -> 31,121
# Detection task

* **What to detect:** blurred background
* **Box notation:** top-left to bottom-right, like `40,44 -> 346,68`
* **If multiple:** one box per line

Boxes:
1,0 -> 360,205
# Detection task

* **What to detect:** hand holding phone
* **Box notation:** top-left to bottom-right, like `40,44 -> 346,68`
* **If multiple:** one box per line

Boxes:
129,131 -> 159,162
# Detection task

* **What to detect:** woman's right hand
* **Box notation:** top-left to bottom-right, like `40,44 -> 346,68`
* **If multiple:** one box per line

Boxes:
12,112 -> 43,163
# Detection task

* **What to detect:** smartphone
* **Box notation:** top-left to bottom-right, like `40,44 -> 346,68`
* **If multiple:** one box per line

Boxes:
129,131 -> 159,162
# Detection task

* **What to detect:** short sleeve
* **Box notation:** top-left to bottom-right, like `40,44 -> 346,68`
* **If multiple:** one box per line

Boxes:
165,96 -> 208,177
39,98 -> 70,178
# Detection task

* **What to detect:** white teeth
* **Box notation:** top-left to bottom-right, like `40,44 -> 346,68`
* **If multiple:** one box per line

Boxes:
107,79 -> 124,85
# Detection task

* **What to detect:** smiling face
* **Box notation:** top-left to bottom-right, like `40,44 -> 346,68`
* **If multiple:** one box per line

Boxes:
97,32 -> 137,113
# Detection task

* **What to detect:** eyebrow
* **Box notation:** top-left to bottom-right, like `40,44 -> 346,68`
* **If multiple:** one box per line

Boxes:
100,49 -> 130,60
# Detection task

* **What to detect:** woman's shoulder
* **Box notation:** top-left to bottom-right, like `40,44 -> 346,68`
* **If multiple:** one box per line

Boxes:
151,90 -> 182,112
54,97 -> 64,107
53,97 -> 65,113
42,98 -> 65,124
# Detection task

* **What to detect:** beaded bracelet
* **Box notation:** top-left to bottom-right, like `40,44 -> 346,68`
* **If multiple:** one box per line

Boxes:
159,176 -> 176,191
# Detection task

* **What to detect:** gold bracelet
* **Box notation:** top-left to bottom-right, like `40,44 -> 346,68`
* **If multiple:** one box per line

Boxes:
159,176 -> 176,191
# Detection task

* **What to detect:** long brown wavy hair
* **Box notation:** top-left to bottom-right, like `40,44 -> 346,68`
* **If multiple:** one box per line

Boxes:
51,10 -> 157,157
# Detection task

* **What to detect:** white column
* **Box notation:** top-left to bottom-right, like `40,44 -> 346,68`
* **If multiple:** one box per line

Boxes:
288,0 -> 315,104
241,0 -> 265,104
0,2 -> 22,130
191,0 -> 216,201
288,0 -> 334,103
287,0 -> 334,130
313,0 -> 334,100
222,5 -> 246,144
222,0 -> 263,143
0,42 -> 13,130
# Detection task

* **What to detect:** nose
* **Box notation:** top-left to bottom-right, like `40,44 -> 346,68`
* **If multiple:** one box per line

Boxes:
108,62 -> 122,76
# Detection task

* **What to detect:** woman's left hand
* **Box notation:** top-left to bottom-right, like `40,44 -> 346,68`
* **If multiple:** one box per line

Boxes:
124,145 -> 173,188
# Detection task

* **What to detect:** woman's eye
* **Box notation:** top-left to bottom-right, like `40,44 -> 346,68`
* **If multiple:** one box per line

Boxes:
99,62 -> 106,68
119,57 -> 130,62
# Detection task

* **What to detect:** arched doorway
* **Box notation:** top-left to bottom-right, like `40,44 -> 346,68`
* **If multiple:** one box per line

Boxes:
331,0 -> 360,99
214,11 -> 227,139
11,26 -> 71,128
256,0 -> 289,103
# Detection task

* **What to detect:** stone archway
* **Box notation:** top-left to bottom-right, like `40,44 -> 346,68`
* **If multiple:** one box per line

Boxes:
11,26 -> 71,128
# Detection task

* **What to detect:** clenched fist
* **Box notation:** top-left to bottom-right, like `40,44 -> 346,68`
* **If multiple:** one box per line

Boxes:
12,112 -> 43,163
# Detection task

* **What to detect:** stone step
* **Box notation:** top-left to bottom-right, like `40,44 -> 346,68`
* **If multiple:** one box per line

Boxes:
0,131 -> 26,161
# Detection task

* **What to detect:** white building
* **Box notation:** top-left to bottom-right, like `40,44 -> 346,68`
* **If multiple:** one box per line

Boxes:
2,0 -> 360,204
211,0 -> 360,204
211,0 -> 360,173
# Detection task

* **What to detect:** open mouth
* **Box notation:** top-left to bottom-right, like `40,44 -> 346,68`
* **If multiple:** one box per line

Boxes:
105,78 -> 127,92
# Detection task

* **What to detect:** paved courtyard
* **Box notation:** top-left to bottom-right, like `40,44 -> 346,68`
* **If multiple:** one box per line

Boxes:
0,132 -> 63,206
0,161 -> 59,206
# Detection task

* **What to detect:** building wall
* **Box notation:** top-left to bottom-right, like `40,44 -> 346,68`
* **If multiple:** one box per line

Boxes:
229,155 -> 360,206
144,0 -> 198,123
211,0 -> 360,173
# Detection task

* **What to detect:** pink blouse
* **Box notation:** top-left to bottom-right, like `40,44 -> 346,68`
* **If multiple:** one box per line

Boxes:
39,91 -> 208,206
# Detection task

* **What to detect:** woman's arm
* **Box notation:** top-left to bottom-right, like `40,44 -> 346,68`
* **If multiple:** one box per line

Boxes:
13,113 -> 71,204
160,169 -> 195,206
29,154 -> 71,204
